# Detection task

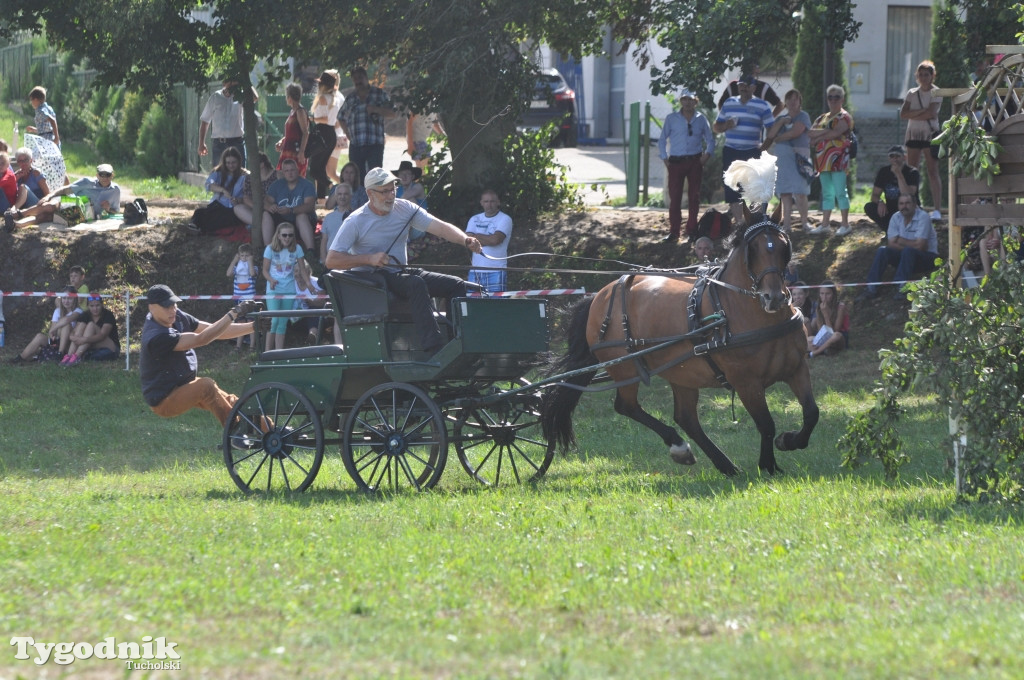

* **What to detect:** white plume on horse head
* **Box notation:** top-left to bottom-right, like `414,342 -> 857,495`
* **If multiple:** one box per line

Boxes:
723,153 -> 778,207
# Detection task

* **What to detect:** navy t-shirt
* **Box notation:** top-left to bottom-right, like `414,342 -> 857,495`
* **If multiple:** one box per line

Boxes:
139,309 -> 200,407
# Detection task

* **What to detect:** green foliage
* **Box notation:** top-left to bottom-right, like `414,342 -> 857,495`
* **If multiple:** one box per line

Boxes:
425,123 -> 584,225
137,94 -> 184,177
840,252 -> 1024,502
936,112 -> 1002,183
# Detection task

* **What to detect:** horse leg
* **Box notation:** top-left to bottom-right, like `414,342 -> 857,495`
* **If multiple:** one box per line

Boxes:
612,384 -> 691,463
734,385 -> 781,475
774,364 -> 820,451
671,385 -> 741,476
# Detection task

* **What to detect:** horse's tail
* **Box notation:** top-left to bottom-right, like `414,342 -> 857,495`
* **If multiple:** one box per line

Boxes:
541,296 -> 598,451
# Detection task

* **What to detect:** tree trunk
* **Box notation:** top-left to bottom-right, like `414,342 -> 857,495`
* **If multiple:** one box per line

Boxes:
442,107 -> 516,210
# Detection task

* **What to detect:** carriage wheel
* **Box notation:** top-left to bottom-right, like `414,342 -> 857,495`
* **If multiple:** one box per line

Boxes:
342,382 -> 448,493
223,382 -> 324,494
453,380 -> 555,486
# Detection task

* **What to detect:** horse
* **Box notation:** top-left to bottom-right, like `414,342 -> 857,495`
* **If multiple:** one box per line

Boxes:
540,211 -> 819,476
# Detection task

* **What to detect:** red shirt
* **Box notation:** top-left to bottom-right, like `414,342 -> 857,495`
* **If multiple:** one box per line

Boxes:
0,166 -> 17,206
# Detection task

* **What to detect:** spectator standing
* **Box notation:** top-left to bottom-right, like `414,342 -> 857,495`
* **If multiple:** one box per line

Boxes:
227,243 -> 258,350
61,293 -> 120,366
325,168 -> 482,355
717,62 -> 784,116
855,193 -> 939,302
465,189 -> 513,292
864,145 -> 920,233
263,158 -> 316,252
25,86 -> 59,147
9,286 -> 81,364
763,89 -> 812,232
338,66 -> 396,176
199,79 -> 255,166
658,88 -> 714,243
327,162 -> 369,212
807,84 -> 854,236
308,70 -> 343,199
139,285 -> 257,426
275,83 -> 310,177
319,183 -> 352,265
9,164 -> 120,229
806,281 -> 850,357
901,60 -> 943,220
262,221 -> 305,351
188,147 -> 247,233
713,74 -> 775,223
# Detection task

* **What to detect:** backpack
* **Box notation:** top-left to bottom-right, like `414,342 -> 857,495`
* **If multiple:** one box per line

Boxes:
124,198 -> 148,226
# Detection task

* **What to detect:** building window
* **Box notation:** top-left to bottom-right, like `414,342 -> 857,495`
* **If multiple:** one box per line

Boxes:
886,6 -> 933,101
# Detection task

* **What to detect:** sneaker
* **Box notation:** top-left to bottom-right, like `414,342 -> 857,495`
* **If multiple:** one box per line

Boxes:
835,225 -> 852,237
64,354 -> 83,367
807,224 -> 830,236
3,210 -> 14,233
187,222 -> 200,233
59,354 -> 72,366
930,209 -> 942,221
230,434 -> 259,450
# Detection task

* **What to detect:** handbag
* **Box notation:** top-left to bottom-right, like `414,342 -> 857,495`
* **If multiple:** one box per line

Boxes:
847,129 -> 858,159
303,112 -> 325,153
796,153 -> 818,180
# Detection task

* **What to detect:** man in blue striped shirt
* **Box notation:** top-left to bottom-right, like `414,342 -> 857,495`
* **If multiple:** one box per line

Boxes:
658,89 -> 715,243
713,74 -> 775,222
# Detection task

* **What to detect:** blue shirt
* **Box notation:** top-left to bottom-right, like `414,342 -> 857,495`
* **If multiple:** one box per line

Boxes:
716,97 -> 775,150
659,110 -> 715,160
266,177 -> 315,209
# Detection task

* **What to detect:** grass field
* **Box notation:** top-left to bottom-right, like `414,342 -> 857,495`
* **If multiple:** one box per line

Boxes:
2,339 -> 1022,679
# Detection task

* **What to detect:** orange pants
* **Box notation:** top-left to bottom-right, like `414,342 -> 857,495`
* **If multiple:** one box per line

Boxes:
150,377 -> 237,426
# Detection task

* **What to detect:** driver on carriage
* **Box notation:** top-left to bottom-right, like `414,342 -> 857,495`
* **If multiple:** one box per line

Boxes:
324,167 -> 483,354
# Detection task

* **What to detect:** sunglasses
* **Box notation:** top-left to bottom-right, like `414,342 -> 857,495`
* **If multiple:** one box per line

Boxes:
15,157 -> 29,163
827,95 -> 842,100
98,172 -> 113,178
370,186 -> 396,195
279,233 -> 294,238
888,153 -> 903,158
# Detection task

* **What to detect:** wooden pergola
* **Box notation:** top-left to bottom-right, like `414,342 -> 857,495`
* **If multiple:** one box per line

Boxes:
939,45 -> 1024,282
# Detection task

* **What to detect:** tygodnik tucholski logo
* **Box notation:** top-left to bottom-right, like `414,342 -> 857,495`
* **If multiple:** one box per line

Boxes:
10,635 -> 181,669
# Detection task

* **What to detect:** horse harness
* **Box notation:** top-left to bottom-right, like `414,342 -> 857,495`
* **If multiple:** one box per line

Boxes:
589,219 -> 801,391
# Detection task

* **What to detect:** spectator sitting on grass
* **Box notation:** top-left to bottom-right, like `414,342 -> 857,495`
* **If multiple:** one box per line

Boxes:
61,293 -> 120,366
806,281 -> 849,358
8,286 -> 81,364
9,164 -> 121,229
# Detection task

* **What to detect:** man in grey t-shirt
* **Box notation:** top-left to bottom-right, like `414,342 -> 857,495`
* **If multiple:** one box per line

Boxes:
325,167 -> 482,354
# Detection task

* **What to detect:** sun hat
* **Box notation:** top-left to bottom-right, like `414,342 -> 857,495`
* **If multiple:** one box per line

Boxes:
96,163 -> 114,174
888,145 -> 906,155
363,167 -> 399,189
391,160 -> 423,181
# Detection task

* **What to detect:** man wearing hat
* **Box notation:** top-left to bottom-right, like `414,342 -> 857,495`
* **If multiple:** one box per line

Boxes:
338,66 -> 396,176
325,167 -> 483,355
713,74 -> 775,223
7,163 -> 121,228
658,89 -> 715,243
139,285 -> 258,426
865,145 -> 920,232
717,62 -> 783,116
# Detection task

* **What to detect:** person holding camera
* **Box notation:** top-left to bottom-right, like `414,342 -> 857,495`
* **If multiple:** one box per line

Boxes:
139,284 -> 259,427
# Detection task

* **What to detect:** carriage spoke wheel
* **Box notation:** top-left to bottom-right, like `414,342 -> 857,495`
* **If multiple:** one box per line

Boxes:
342,382 -> 448,493
223,382 -> 324,494
454,381 -> 555,486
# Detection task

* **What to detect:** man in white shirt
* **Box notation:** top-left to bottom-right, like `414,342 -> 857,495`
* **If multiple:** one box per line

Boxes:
857,193 -> 939,301
198,80 -> 257,166
465,190 -> 513,292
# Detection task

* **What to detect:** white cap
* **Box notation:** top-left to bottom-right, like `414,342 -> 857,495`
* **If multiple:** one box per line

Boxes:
363,167 -> 398,189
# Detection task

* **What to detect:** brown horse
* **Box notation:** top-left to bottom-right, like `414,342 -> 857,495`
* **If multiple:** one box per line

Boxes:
541,214 -> 818,476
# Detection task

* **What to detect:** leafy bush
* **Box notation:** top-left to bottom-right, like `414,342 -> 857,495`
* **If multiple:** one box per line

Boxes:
425,123 -> 584,225
840,246 -> 1024,502
137,94 -> 184,177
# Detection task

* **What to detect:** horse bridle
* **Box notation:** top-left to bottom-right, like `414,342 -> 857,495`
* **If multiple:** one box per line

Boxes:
740,219 -> 790,293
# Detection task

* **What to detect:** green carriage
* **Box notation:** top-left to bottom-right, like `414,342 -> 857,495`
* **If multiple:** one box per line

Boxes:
222,271 -> 555,494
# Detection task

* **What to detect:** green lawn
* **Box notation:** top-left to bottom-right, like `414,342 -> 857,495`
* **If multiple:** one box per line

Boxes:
1,341 -> 1021,678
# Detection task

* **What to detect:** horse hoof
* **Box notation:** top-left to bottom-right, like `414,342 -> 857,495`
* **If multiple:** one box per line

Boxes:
669,443 -> 696,466
774,432 -> 802,451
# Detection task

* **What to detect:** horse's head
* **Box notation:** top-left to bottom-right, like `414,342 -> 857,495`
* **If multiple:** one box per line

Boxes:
726,210 -> 792,313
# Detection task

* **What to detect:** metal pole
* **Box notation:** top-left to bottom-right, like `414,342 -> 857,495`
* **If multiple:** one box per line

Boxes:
627,102 -> 641,206
642,102 -> 651,205
124,289 -> 131,371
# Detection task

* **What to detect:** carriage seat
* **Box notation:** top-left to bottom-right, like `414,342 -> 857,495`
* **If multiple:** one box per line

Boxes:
325,270 -> 416,325
260,344 -> 345,362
